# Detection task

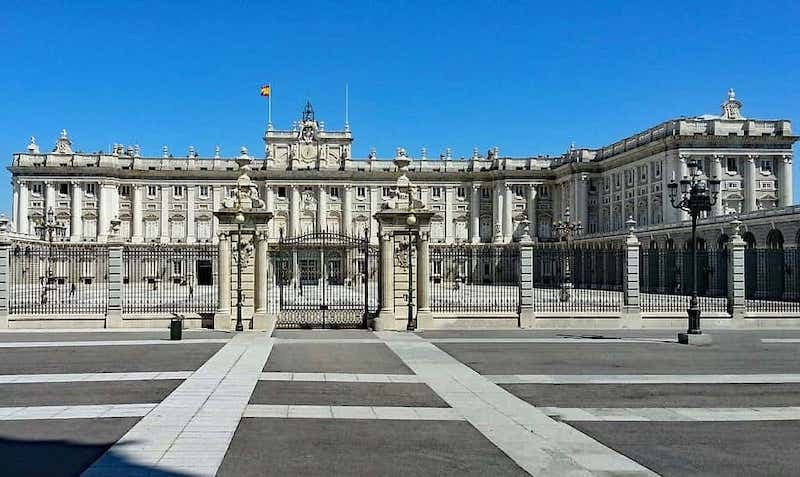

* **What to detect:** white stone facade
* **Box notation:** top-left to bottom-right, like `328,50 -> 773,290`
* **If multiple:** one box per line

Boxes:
8,91 -> 796,244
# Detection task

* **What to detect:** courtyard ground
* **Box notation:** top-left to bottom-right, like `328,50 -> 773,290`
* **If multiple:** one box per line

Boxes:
0,328 -> 799,476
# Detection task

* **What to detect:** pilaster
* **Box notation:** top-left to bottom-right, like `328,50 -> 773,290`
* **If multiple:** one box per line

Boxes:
518,235 -> 535,328
375,230 -> 396,330
317,185 -> 327,233
0,236 -> 10,328
444,187 -> 454,244
214,233 -> 232,330
415,231 -> 433,329
503,182 -> 513,242
71,181 -> 83,241
106,241 -> 124,328
780,155 -> 793,207
622,227 -> 642,328
728,232 -> 747,325
744,155 -> 757,213
186,185 -> 196,243
470,183 -> 481,243
253,231 -> 271,330
527,185 -> 537,240
18,181 -> 29,235
131,184 -> 143,243
711,155 -> 724,216
342,185 -> 353,236
160,185 -> 169,243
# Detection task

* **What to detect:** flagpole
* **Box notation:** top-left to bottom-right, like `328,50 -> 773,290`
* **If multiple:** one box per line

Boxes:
344,83 -> 350,132
267,84 -> 273,131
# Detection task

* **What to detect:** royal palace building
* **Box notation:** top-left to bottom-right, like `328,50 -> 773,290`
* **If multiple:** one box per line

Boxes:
7,90 -> 797,245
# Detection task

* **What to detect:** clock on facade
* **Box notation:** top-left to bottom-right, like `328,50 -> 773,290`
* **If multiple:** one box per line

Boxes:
300,144 -> 316,161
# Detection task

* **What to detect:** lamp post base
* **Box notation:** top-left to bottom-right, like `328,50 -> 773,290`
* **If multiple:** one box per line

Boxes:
678,332 -> 713,346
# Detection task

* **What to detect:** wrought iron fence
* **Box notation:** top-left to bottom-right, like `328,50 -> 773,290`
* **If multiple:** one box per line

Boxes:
639,247 -> 729,313
429,244 -> 520,313
531,244 -> 625,312
122,245 -> 219,314
745,248 -> 800,313
8,242 -> 108,315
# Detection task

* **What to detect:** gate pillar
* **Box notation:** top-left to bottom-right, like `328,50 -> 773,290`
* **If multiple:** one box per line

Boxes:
253,231 -> 272,331
415,231 -> 433,329
375,230 -> 396,330
214,233 -> 232,330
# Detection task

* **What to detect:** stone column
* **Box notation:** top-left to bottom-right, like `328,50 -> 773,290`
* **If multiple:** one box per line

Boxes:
212,186 -> 223,244
214,233 -> 232,330
728,231 -> 747,325
289,185 -> 300,237
45,181 -> 56,213
369,186 -> 379,244
744,155 -> 757,213
186,185 -> 196,243
265,185 -> 275,239
518,234 -> 534,328
470,184 -> 481,243
503,182 -> 513,243
317,185 -> 327,233
492,183 -> 503,243
106,242 -> 123,328
415,231 -> 432,329
552,182 -> 562,222
98,183 -> 109,242
160,185 -> 169,243
621,227 -> 642,328
18,181 -> 29,235
444,187 -> 455,244
71,181 -> 83,241
375,230 -> 395,330
12,183 -> 18,234
527,184 -> 537,240
253,232 -> 270,330
131,184 -> 143,243
711,155 -> 724,216
678,156 -> 690,221
577,174 -> 589,230
779,155 -> 793,207
342,185 -> 353,236
0,236 -> 10,329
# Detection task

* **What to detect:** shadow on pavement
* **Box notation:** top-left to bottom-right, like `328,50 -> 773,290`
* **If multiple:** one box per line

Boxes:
0,436 -> 194,477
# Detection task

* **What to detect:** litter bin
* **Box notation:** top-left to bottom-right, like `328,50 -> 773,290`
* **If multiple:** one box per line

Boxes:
170,318 -> 182,341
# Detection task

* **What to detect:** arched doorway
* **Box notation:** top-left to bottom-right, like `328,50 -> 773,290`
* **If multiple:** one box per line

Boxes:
765,229 -> 786,297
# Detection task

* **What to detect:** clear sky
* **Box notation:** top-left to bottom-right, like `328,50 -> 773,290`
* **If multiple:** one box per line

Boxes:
1,0 -> 798,215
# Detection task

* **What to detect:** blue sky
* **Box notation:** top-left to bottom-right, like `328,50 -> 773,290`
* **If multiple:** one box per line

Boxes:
1,0 -> 798,215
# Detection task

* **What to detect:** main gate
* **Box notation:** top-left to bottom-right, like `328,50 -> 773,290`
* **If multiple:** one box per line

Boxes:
271,231 -> 379,328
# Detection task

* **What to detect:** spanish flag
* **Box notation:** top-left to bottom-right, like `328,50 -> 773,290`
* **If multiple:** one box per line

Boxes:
260,84 -> 271,97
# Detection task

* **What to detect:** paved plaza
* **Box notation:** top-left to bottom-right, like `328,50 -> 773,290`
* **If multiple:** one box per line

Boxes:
0,328 -> 799,475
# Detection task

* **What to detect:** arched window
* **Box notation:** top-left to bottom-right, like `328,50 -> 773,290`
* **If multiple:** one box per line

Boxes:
717,234 -> 730,250
742,232 -> 756,248
766,229 -> 784,250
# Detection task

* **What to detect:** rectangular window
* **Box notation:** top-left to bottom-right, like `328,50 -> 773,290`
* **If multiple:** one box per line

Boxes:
726,157 -> 738,173
457,187 -> 466,199
329,186 -> 340,199
147,186 -> 157,197
119,185 -> 131,197
199,185 -> 209,198
357,187 -> 366,198
277,186 -> 286,199
59,183 -> 69,196
431,187 -> 442,199
759,181 -> 774,190
85,184 -> 96,196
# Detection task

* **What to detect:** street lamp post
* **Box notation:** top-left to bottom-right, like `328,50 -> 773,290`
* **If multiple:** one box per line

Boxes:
406,213 -> 417,331
234,211 -> 246,332
667,160 -> 720,336
553,206 -> 582,302
37,207 -> 65,305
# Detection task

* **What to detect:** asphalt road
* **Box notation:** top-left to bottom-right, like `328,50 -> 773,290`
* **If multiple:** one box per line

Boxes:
250,381 -> 449,407
502,383 -> 800,408
568,420 -> 800,477
264,342 -> 413,374
217,418 -> 529,477
0,343 -> 225,374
